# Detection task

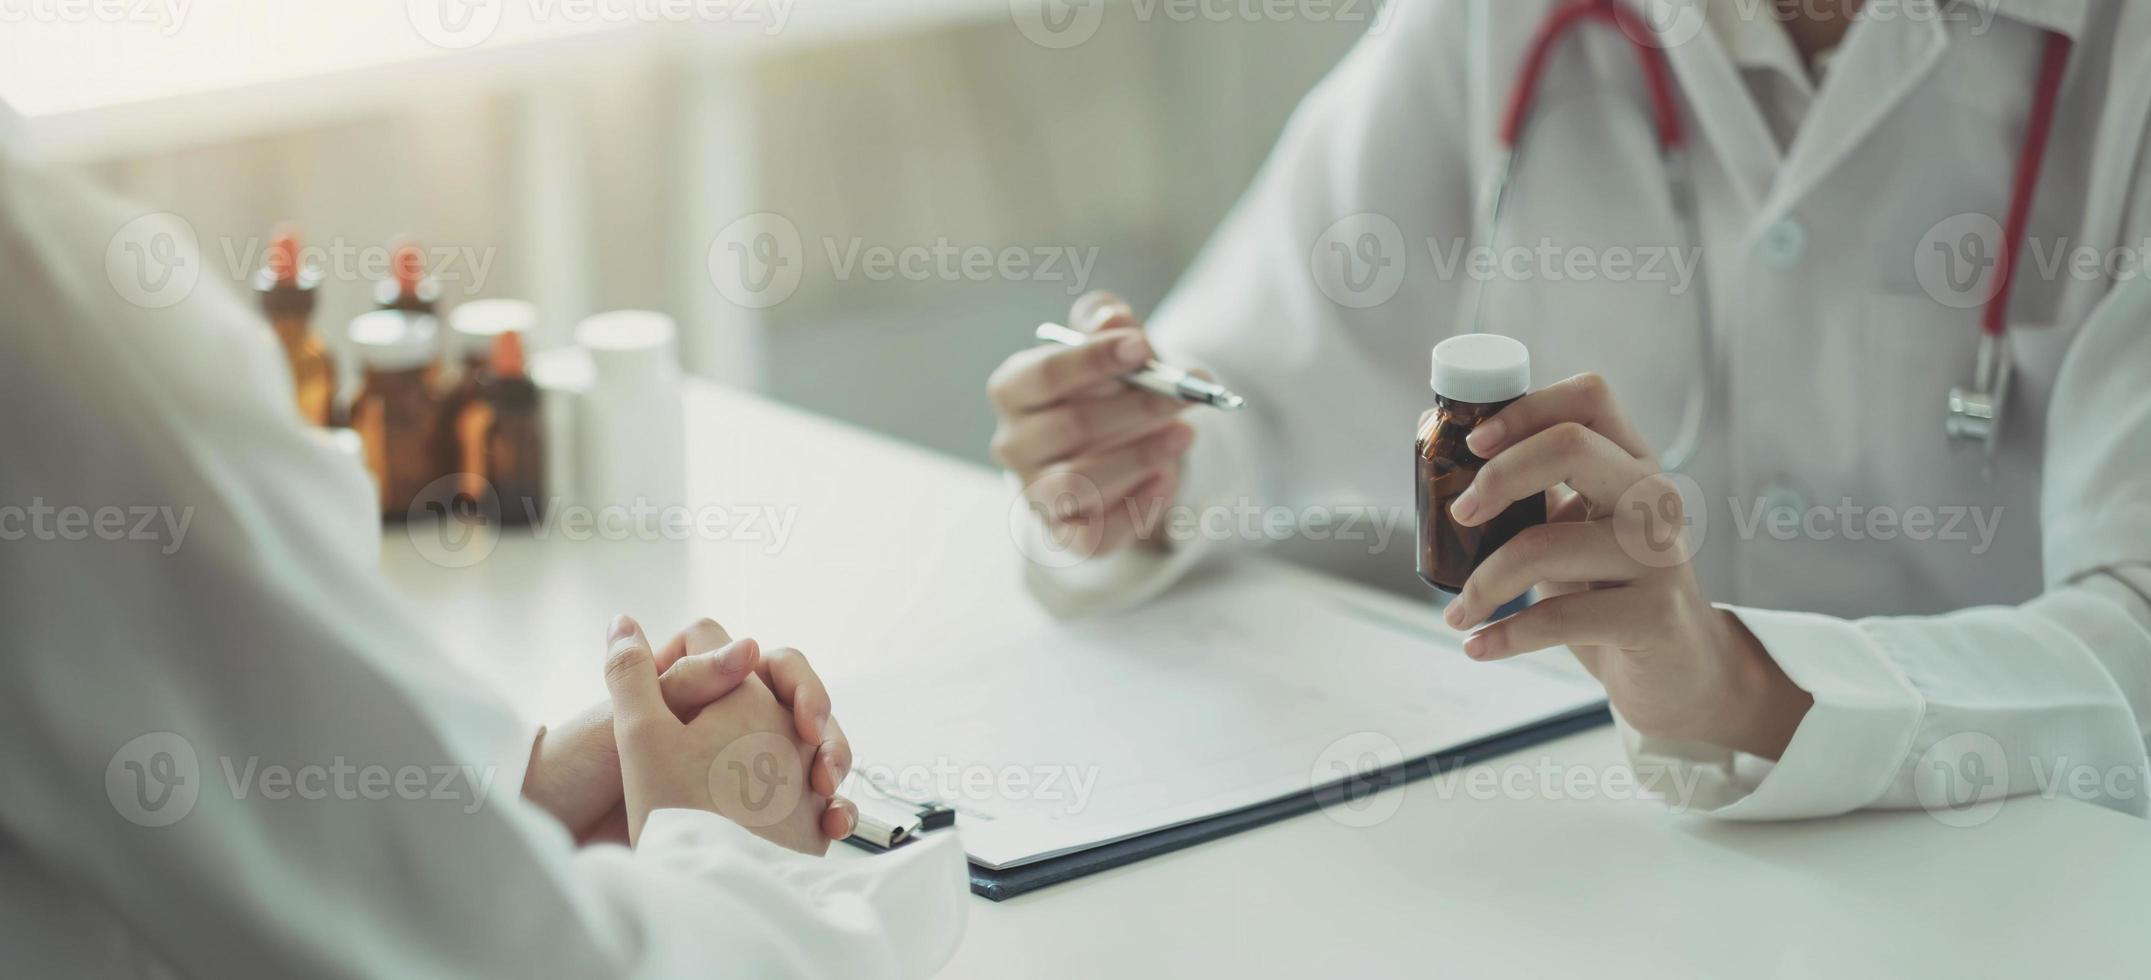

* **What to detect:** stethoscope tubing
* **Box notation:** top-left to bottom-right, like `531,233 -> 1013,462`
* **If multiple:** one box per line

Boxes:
1474,0 -> 2072,468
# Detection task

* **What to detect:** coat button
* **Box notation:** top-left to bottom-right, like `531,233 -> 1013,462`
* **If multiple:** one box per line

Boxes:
1760,218 -> 1807,268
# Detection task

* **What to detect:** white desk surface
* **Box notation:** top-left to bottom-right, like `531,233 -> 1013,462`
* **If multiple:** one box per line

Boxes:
382,381 -> 2151,979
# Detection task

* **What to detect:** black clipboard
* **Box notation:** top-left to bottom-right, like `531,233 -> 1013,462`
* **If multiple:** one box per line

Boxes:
850,701 -> 1612,901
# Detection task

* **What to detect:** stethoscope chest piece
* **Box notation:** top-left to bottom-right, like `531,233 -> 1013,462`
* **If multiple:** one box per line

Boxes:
1945,333 -> 2011,464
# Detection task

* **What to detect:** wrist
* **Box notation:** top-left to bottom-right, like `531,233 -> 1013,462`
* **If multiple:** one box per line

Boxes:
1706,609 -> 1813,760
523,702 -> 624,832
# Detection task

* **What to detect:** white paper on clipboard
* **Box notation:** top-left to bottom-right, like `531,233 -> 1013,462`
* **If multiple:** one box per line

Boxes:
837,566 -> 1607,871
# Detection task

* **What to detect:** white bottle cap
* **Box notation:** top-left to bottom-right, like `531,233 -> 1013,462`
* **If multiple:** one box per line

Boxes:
575,309 -> 676,354
348,310 -> 439,371
1430,334 -> 1530,403
449,299 -> 538,361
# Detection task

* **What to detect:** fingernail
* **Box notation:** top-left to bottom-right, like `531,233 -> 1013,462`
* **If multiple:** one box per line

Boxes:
1444,601 -> 1466,629
1116,335 -> 1151,368
1161,424 -> 1195,454
1089,303 -> 1127,332
608,614 -> 637,642
1451,487 -> 1483,525
1467,419 -> 1505,455
1463,631 -> 1492,660
718,638 -> 756,670
822,750 -> 841,785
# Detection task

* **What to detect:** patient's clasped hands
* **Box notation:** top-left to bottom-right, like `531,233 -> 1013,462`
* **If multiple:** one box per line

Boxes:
524,616 -> 857,855
604,615 -> 854,852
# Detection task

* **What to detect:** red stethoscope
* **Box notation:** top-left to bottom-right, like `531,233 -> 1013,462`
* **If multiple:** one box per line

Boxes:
1468,0 -> 2073,466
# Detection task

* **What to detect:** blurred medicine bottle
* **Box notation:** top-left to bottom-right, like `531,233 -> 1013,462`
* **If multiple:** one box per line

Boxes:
449,329 -> 547,527
251,227 -> 337,427
349,310 -> 443,521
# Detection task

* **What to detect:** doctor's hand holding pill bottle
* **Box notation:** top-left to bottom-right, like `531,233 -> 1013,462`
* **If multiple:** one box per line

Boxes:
989,291 -> 1200,559
1435,372 -> 1812,760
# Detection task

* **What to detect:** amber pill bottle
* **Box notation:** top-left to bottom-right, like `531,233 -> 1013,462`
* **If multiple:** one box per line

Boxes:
451,331 -> 547,527
1416,334 -> 1547,594
348,311 -> 443,522
434,299 -> 538,499
252,230 -> 336,428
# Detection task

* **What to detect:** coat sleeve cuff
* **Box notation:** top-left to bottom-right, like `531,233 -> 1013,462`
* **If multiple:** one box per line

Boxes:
1015,406 -> 1254,619
1625,606 -> 1927,820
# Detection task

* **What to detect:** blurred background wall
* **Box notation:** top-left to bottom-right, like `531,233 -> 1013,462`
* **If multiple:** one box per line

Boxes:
69,5 -> 1372,466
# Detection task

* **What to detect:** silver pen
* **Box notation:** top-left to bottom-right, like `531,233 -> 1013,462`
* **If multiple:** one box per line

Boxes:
1034,323 -> 1247,411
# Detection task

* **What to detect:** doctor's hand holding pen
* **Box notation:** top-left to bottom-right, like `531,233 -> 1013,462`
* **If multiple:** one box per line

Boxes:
523,617 -> 856,854
988,292 -> 1202,559
1436,373 -> 1813,760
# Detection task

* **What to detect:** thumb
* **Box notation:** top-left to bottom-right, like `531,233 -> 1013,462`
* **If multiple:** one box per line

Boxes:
602,615 -> 669,736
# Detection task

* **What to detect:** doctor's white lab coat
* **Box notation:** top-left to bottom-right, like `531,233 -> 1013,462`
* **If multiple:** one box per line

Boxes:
0,105 -> 965,976
1027,0 -> 2151,819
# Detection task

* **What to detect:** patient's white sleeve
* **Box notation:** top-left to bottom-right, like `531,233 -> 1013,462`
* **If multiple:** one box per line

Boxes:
0,106 -> 966,979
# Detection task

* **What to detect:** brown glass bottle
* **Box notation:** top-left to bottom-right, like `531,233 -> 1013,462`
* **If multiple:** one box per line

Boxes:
450,331 -> 547,526
378,242 -> 449,395
1415,335 -> 1545,594
434,300 -> 538,489
348,311 -> 442,521
253,228 -> 337,427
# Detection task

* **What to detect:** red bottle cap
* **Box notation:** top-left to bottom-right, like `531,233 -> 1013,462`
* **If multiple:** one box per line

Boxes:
391,242 -> 427,297
490,330 -> 527,379
266,229 -> 302,285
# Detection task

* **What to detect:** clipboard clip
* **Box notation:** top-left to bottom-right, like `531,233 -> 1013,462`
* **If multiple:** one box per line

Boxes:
847,779 -> 958,849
